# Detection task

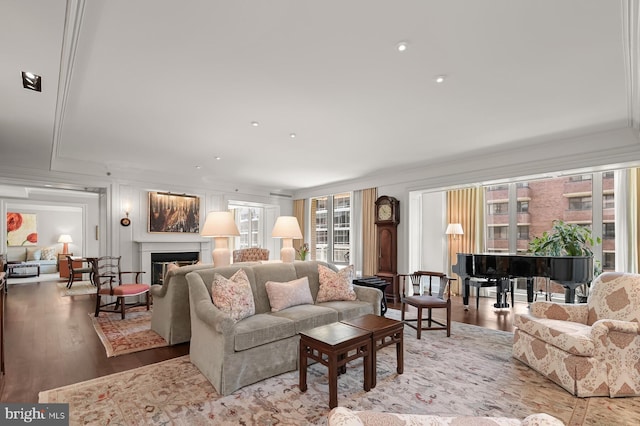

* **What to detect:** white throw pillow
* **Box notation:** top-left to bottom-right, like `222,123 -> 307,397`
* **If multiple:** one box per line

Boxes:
265,277 -> 314,312
26,247 -> 42,261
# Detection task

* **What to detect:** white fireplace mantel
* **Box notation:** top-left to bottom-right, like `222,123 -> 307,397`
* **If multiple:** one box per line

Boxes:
136,240 -> 211,284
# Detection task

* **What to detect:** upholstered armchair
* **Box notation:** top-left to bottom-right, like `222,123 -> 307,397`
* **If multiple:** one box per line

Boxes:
233,247 -> 269,263
513,272 -> 640,397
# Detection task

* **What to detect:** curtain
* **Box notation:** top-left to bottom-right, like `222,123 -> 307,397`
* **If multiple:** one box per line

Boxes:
351,190 -> 363,274
362,188 -> 377,276
446,187 -> 484,295
615,168 -> 639,273
293,199 -> 305,259
309,198 -> 317,260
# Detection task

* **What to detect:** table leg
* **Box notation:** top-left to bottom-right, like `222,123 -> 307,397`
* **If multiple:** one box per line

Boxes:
396,329 -> 404,374
328,353 -> 338,409
299,341 -> 308,392
370,340 -> 377,388
363,340 -> 371,392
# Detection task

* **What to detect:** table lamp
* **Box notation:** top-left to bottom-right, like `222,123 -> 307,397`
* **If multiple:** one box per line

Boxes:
201,211 -> 240,267
58,234 -> 73,254
445,223 -> 464,239
271,216 -> 303,263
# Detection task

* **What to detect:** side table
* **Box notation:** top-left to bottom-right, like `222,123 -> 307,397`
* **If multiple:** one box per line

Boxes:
341,314 -> 403,388
353,277 -> 389,316
299,322 -> 372,409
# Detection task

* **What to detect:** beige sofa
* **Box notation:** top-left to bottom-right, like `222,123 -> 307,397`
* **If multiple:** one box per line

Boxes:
150,263 -> 232,345
327,407 -> 565,425
513,271 -> 640,397
6,246 -> 59,274
186,261 -> 382,395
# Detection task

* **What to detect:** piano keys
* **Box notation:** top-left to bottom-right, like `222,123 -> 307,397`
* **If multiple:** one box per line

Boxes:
452,253 -> 593,307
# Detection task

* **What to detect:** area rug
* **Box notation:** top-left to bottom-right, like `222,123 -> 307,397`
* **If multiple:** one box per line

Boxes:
57,281 -> 95,296
90,307 -> 168,357
39,321 -> 640,425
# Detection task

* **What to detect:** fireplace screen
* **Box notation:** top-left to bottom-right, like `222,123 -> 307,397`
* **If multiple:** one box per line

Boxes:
151,252 -> 199,285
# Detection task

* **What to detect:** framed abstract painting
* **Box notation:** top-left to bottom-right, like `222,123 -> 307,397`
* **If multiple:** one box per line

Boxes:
7,212 -> 38,246
148,192 -> 200,233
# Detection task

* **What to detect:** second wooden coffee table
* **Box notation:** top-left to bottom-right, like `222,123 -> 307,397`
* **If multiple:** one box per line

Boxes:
341,314 -> 404,388
299,322 -> 372,409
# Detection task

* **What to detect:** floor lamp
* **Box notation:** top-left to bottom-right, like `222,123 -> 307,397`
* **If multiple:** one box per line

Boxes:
201,211 -> 240,267
272,216 -> 303,263
446,223 -> 464,294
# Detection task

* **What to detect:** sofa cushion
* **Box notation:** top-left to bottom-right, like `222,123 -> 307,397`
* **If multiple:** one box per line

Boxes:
265,276 -> 314,312
270,304 -> 339,333
515,314 -> 594,356
317,264 -> 357,302
26,247 -> 41,261
317,300 -> 374,321
234,313 -> 296,351
7,247 -> 27,262
587,272 -> 640,325
41,246 -> 58,260
211,269 -> 255,322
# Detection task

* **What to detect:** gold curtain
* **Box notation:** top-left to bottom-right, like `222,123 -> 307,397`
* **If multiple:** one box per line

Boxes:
309,198 -> 317,260
446,187 -> 483,295
293,199 -> 305,259
362,188 -> 378,276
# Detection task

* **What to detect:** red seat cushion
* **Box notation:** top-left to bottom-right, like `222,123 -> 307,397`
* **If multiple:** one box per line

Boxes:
98,283 -> 150,296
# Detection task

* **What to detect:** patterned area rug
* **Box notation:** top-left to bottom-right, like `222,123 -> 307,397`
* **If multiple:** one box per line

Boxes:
90,307 -> 168,357
39,318 -> 640,425
57,281 -> 95,296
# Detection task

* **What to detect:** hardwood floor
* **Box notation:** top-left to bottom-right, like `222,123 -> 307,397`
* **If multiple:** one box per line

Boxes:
0,279 -> 528,403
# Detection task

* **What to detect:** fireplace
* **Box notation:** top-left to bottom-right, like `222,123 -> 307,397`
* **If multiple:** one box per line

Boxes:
151,252 -> 199,285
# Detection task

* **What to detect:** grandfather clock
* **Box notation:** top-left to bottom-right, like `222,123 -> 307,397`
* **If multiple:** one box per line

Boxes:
375,195 -> 400,303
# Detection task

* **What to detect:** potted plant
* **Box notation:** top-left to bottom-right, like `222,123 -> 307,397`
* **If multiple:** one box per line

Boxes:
528,220 -> 601,302
296,243 -> 309,261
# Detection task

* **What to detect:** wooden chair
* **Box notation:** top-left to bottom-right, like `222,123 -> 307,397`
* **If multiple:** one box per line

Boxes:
65,256 -> 93,289
399,271 -> 453,339
91,256 -> 149,319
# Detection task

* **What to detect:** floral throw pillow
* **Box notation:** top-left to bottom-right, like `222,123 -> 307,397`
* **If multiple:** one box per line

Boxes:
265,277 -> 314,312
211,269 -> 255,322
41,247 -> 57,260
316,264 -> 357,303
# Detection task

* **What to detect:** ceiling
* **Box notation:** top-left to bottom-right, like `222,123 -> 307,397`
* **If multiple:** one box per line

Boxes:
1,1 -> 637,194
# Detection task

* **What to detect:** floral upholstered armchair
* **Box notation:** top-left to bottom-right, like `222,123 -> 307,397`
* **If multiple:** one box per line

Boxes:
513,272 -> 640,397
232,247 -> 269,263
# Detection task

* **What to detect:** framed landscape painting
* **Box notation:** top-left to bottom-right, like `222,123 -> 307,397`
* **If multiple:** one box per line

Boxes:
148,192 -> 200,233
7,212 -> 38,246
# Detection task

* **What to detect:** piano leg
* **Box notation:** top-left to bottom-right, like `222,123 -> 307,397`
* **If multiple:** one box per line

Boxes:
493,278 -> 510,309
526,277 -> 534,305
462,278 -> 471,310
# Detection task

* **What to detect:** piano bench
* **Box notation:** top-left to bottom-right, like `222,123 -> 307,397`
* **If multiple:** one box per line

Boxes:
466,278 -> 514,310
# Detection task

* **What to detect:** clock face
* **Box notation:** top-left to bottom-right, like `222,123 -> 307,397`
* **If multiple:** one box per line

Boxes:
378,204 -> 392,221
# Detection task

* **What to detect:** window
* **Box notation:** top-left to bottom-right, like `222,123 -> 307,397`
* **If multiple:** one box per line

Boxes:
489,202 -> 508,215
230,205 -> 264,249
517,201 -> 529,213
569,174 -> 592,182
488,226 -> 508,239
568,196 -> 592,211
311,192 -> 351,264
603,222 -> 615,239
517,225 -> 529,240
603,194 -> 614,209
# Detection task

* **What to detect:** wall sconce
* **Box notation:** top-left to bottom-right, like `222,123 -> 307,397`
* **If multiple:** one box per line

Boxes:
58,234 -> 72,254
445,223 -> 464,239
120,203 -> 131,226
271,216 -> 303,263
201,211 -> 240,266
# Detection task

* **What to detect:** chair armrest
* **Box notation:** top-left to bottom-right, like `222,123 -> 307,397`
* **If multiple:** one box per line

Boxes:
591,319 -> 640,336
353,285 -> 382,316
530,301 -> 589,324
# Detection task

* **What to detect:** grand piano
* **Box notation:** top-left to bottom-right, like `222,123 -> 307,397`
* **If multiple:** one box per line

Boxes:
452,253 -> 593,307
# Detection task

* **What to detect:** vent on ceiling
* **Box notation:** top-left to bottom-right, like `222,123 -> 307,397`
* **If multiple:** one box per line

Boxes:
269,192 -> 293,198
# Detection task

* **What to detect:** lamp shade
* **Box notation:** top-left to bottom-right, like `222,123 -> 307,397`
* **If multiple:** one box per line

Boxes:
445,223 -> 464,236
58,234 -> 73,243
271,216 -> 303,239
201,211 -> 240,237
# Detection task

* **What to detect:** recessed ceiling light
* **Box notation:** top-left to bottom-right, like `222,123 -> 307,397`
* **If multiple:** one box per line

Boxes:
289,133 -> 296,139
251,121 -> 259,127
195,165 -> 201,169
22,71 -> 42,92
396,42 -> 408,52
435,75 -> 446,83
215,156 -> 221,160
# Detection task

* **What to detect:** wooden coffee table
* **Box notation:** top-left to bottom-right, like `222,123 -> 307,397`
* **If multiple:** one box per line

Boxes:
299,322 -> 372,409
341,314 -> 404,388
